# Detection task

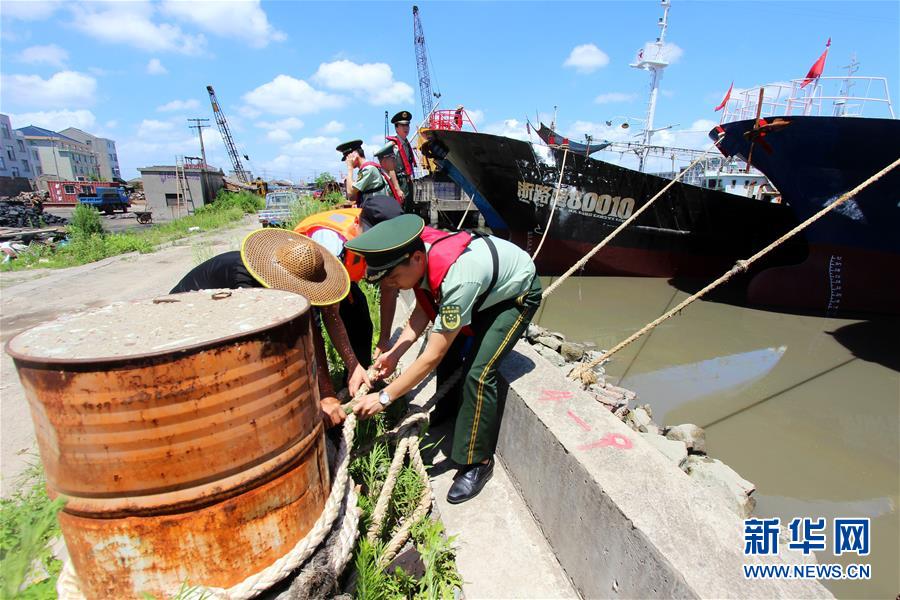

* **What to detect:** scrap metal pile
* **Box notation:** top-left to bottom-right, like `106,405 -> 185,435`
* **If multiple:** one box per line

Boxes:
0,191 -> 68,228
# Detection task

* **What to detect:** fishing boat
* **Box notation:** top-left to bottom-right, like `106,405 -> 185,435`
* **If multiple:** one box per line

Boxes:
420,0 -> 803,284
712,70 -> 900,314
423,129 -> 804,278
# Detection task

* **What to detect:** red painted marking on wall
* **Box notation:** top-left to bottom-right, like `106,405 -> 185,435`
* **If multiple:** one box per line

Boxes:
540,389 -> 573,403
578,432 -> 633,451
566,410 -> 592,432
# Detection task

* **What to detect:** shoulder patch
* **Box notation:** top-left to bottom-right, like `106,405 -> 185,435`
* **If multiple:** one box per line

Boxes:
440,304 -> 461,330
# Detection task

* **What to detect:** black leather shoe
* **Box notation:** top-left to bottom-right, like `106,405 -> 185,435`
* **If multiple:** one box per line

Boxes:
447,459 -> 494,504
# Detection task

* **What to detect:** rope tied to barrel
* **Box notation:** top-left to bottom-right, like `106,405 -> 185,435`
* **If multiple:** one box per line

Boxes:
568,154 -> 900,383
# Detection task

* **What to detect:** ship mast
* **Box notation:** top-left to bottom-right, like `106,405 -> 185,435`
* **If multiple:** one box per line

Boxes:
834,53 -> 859,116
630,0 -> 672,172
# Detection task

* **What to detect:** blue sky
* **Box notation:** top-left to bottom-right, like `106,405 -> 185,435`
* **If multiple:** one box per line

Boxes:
2,0 -> 897,181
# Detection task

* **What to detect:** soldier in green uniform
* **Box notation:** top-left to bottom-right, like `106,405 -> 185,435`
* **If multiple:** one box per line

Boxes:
386,111 -> 417,212
336,139 -> 402,206
346,215 -> 542,504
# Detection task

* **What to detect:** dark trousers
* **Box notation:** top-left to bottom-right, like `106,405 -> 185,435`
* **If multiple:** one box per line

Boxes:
339,282 -> 373,368
434,276 -> 542,464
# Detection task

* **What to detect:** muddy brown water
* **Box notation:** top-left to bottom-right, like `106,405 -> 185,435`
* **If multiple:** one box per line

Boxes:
535,276 -> 899,599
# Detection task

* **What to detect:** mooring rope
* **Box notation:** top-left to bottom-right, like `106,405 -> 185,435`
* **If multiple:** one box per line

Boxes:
569,155 -> 900,383
531,144 -> 571,260
541,134 -> 725,299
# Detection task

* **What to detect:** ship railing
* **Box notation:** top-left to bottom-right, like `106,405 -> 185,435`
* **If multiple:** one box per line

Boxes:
719,77 -> 894,122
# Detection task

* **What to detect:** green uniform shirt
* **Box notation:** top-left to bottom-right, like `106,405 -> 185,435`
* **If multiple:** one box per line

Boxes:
422,236 -> 536,332
353,165 -> 386,195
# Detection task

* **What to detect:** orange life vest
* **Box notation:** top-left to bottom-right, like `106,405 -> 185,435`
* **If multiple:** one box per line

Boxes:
294,208 -> 366,282
385,135 -> 414,179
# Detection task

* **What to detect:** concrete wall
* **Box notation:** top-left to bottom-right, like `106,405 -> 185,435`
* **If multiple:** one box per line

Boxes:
139,167 -> 224,221
496,342 -> 832,599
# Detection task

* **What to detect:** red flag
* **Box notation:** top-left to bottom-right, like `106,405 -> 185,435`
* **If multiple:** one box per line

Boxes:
714,81 -> 734,111
800,38 -> 831,88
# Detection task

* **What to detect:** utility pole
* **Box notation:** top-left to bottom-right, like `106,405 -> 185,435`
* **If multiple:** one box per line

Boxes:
187,118 -> 210,166
188,118 -> 211,203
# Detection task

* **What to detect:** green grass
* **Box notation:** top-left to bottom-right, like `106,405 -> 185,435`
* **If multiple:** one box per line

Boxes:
0,462 -> 65,599
1,191 -> 258,272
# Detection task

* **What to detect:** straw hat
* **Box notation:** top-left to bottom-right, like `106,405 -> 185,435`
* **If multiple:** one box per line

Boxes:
240,229 -> 350,306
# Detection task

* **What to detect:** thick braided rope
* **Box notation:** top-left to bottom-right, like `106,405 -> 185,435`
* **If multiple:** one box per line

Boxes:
542,134 -> 725,299
57,415 -> 359,600
378,424 -> 433,567
571,154 -> 900,380
274,477 -> 361,599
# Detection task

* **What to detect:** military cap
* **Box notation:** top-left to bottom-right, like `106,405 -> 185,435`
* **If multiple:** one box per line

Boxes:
336,139 -> 363,161
391,111 -> 412,125
374,143 -> 396,160
344,214 -> 425,282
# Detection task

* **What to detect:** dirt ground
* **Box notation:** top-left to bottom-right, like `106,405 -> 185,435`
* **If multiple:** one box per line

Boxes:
43,206 -> 148,235
0,217 -> 259,496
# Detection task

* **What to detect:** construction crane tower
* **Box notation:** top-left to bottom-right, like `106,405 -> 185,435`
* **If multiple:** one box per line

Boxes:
206,85 -> 250,183
413,6 -> 438,120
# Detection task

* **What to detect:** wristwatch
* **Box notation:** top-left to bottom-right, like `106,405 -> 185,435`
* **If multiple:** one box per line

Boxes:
378,390 -> 391,407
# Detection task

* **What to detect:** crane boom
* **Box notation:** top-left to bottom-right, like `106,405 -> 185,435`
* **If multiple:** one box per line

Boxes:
206,85 -> 250,183
412,6 -> 434,118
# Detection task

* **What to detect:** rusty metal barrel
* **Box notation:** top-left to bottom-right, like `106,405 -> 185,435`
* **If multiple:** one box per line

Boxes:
6,288 -> 329,598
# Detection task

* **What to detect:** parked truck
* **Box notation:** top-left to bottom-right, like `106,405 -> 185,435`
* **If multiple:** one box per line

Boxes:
77,187 -> 130,214
258,190 -> 298,227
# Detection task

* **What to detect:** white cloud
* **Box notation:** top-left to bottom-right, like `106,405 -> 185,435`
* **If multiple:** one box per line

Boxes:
161,0 -> 285,49
242,75 -> 345,116
260,135 -> 343,180
16,44 -> 68,68
70,2 -> 207,55
257,117 -> 304,131
482,119 -> 530,141
8,109 -> 97,132
320,120 -> 345,134
137,119 -> 176,137
1,71 -> 97,109
146,58 -> 168,75
157,99 -> 200,112
118,119 -> 227,178
1,1 -> 62,20
312,60 -> 414,105
595,92 -> 637,104
563,44 -> 609,74
463,109 -> 484,127
266,129 -> 292,143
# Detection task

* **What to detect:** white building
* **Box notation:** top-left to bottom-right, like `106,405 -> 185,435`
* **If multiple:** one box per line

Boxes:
60,128 -> 121,181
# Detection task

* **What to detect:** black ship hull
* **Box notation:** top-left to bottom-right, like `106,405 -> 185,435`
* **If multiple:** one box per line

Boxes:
425,130 -> 805,282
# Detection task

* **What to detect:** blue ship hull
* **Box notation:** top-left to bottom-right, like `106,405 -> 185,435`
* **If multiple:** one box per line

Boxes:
713,116 -> 900,314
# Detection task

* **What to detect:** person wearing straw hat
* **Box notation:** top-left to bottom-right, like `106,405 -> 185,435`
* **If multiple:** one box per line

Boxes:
337,140 -> 401,206
293,195 -> 404,371
345,214 -> 542,504
170,229 -> 371,428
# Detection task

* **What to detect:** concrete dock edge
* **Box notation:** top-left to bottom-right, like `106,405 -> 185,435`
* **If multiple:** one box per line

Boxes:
496,341 -> 833,599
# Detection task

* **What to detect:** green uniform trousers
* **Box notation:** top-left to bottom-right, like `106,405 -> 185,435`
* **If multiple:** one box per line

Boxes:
435,275 -> 542,465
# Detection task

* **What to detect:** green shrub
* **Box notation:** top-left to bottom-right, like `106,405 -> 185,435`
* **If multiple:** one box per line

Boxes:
67,204 -> 104,239
0,464 -> 65,598
207,190 -> 265,214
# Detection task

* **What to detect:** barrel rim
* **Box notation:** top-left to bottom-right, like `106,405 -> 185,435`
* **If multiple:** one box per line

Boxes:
5,294 -> 312,367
